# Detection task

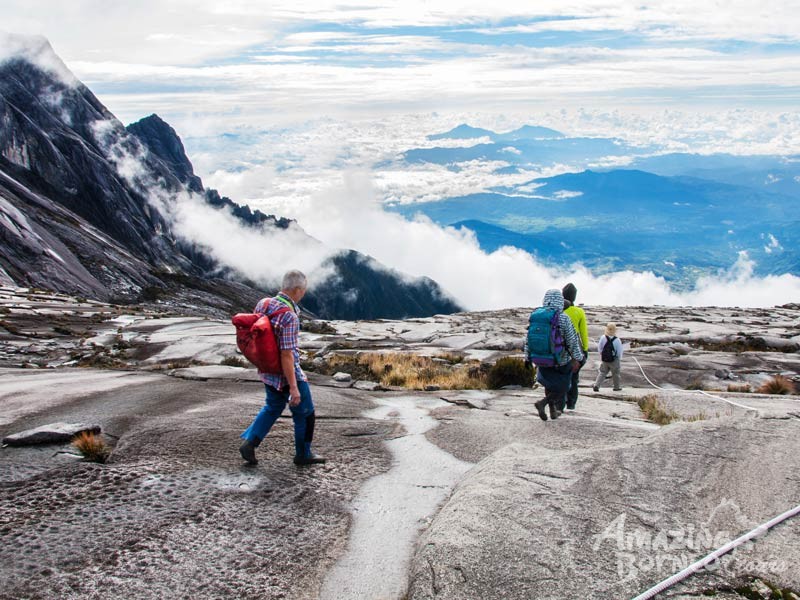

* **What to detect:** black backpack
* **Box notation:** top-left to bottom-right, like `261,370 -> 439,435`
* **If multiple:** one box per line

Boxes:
601,335 -> 617,363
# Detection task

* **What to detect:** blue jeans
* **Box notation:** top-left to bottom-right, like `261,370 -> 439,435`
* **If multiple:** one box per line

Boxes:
241,380 -> 316,458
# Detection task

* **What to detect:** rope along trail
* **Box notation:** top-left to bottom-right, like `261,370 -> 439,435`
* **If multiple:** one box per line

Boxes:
630,504 -> 800,600
629,357 -> 798,598
631,356 -> 758,412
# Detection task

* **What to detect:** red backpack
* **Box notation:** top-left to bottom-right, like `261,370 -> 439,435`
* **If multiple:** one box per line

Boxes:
231,304 -> 292,374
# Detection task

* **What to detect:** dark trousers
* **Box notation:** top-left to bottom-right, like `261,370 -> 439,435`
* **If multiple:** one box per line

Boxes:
537,363 -> 573,413
241,381 -> 316,458
562,359 -> 585,410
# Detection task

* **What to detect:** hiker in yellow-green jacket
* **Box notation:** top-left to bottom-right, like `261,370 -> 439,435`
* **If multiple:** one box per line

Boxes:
561,283 -> 589,411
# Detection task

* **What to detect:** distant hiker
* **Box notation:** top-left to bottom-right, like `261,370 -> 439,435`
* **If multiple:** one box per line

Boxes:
593,323 -> 624,392
561,282 -> 589,411
239,270 -> 326,466
525,289 -> 584,421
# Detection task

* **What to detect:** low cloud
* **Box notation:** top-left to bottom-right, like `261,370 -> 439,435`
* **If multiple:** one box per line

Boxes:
272,172 -> 800,310
91,118 -> 337,291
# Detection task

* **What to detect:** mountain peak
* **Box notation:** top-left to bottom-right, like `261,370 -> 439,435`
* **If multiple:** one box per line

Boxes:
0,32 -> 77,87
127,114 -> 202,192
502,124 -> 564,140
428,124 -> 496,141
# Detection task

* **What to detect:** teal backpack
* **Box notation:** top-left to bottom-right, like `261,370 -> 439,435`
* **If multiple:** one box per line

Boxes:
526,308 -> 564,367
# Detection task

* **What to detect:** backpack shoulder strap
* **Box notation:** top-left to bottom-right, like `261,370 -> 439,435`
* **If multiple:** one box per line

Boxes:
274,295 -> 297,313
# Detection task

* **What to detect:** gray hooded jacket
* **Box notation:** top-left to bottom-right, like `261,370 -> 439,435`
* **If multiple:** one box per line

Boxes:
539,289 -> 585,367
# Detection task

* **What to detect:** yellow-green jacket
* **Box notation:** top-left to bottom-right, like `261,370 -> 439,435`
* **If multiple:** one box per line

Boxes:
564,305 -> 589,352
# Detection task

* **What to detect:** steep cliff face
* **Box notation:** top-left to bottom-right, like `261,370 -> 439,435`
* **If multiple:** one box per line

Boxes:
0,36 -> 461,318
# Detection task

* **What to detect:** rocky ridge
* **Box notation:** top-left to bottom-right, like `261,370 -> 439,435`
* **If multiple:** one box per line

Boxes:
0,289 -> 798,599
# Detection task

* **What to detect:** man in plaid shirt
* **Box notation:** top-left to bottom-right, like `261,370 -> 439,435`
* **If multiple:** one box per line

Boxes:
239,270 -> 326,466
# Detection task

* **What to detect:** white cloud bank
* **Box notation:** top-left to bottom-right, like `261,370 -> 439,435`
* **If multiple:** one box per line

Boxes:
262,172 -> 800,310
90,119 -> 338,291
88,113 -> 800,311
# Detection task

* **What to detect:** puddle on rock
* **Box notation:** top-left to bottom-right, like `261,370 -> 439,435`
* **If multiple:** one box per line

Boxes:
320,396 -> 472,600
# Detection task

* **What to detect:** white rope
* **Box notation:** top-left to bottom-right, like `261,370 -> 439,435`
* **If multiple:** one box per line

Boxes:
631,503 -> 800,600
631,357 -> 758,412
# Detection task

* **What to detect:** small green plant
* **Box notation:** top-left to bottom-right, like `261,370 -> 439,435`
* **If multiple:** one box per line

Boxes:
637,394 -> 678,425
757,375 -> 796,395
221,356 -> 247,368
72,432 -> 110,463
486,357 -> 535,390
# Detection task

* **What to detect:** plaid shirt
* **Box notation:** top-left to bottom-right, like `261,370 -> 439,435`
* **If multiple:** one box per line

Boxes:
254,292 -> 307,389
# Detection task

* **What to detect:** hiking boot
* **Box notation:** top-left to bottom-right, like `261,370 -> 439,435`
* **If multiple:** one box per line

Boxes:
549,405 -> 561,420
294,453 -> 327,466
534,399 -> 548,421
592,386 -> 599,392
613,387 -> 623,391
239,440 -> 258,465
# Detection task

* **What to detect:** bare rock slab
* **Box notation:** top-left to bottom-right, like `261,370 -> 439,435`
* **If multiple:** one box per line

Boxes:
408,416 -> 800,600
3,422 -> 101,446
353,380 -> 383,391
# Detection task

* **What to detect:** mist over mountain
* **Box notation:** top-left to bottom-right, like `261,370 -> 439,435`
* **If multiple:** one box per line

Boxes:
0,36 -> 460,319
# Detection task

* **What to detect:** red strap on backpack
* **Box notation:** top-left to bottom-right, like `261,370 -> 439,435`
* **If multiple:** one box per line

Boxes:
232,306 -> 292,374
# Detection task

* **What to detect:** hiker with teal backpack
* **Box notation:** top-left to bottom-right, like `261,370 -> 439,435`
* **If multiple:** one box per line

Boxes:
525,289 -> 585,421
593,322 -> 624,392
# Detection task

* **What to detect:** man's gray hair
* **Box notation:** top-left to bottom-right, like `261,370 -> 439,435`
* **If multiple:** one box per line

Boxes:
281,270 -> 308,291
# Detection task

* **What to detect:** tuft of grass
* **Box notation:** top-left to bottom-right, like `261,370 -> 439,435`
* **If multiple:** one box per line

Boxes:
637,394 -> 679,425
435,352 -> 465,365
486,357 -> 535,389
684,411 -> 714,422
685,376 -> 709,391
757,375 -> 796,395
325,352 -> 486,390
727,382 -> 752,393
72,432 -> 110,463
221,356 -> 247,368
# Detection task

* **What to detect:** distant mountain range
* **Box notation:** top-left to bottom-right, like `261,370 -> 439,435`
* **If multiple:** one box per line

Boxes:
0,36 -> 460,319
395,125 -> 800,284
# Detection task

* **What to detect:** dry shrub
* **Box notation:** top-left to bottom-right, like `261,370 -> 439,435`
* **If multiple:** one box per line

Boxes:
326,352 -> 486,390
684,411 -> 712,422
435,352 -> 465,365
727,382 -> 752,393
685,376 -> 708,391
220,356 -> 247,368
72,432 -> 110,463
486,357 -> 535,389
637,394 -> 678,425
757,375 -> 796,395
